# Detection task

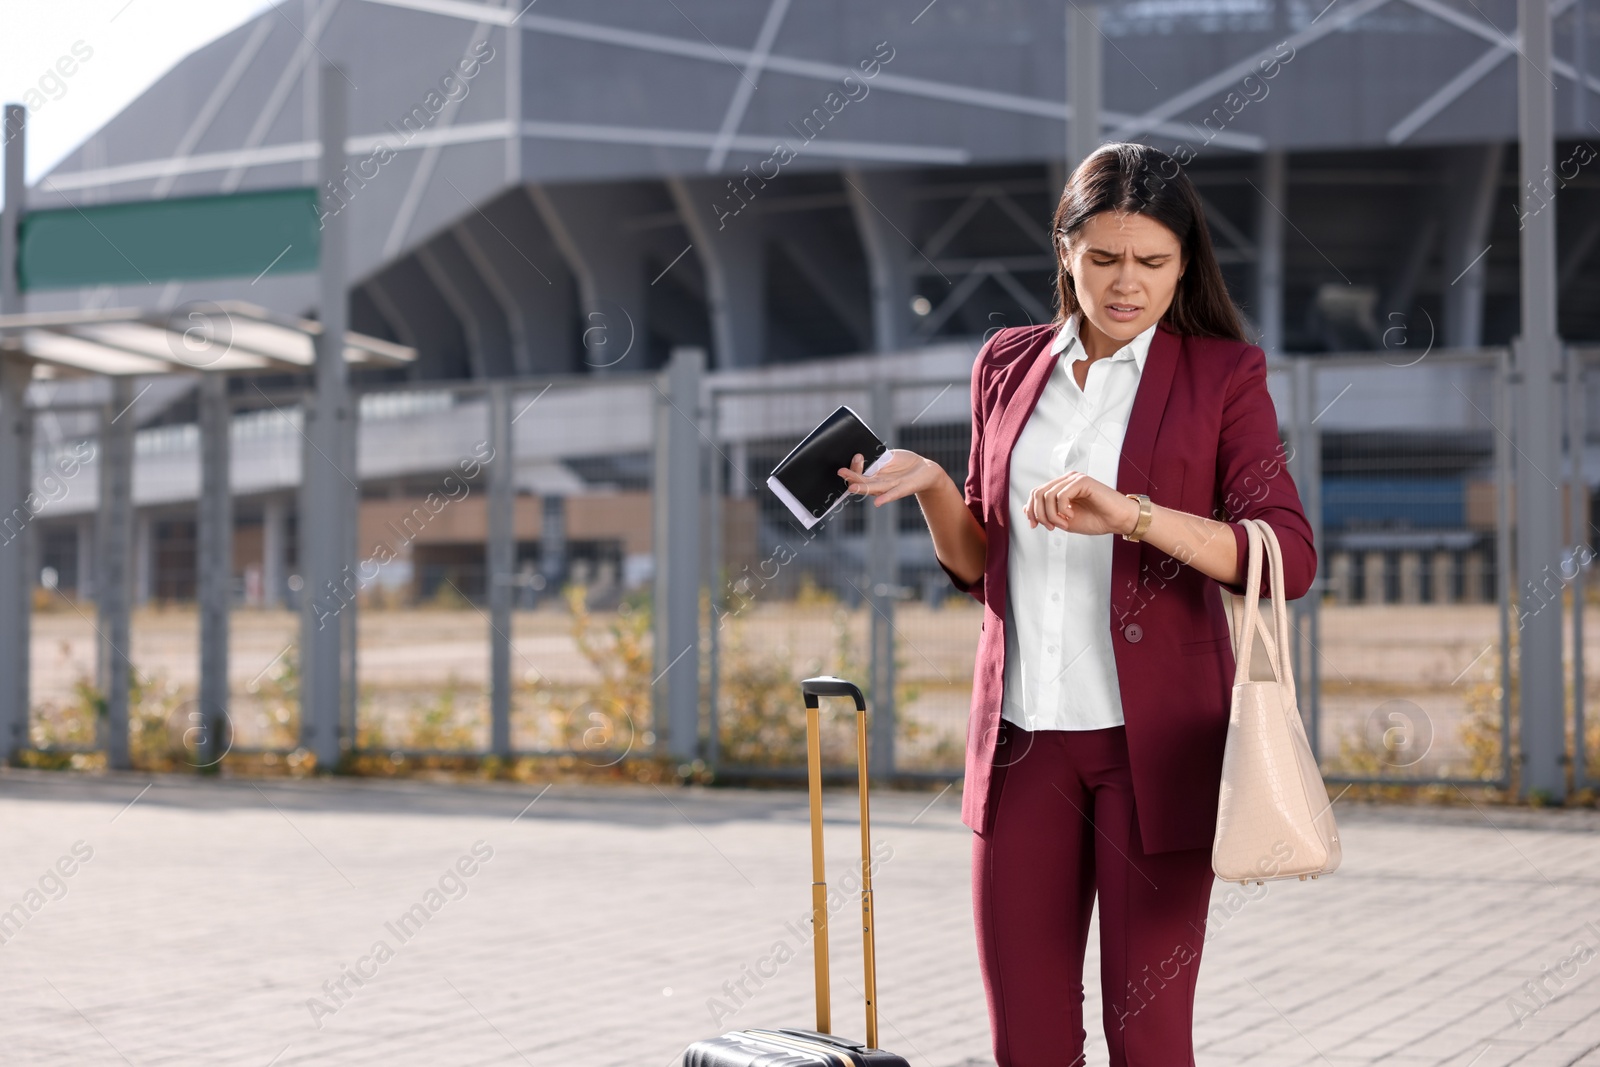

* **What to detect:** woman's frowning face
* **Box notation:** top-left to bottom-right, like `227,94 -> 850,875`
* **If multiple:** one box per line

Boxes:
1058,209 -> 1185,348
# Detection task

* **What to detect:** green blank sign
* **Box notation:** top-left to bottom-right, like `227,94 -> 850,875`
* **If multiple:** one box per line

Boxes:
18,186 -> 321,291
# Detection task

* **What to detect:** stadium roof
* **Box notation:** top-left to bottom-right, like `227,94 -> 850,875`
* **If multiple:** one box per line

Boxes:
14,0 -> 1596,369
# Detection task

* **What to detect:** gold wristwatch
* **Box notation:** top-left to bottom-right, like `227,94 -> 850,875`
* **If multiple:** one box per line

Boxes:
1121,493 -> 1153,542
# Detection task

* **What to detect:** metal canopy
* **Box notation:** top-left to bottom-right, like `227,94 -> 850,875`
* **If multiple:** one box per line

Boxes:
0,301 -> 414,377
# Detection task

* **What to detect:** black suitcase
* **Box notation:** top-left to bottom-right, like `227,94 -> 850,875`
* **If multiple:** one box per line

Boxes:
681,677 -> 912,1067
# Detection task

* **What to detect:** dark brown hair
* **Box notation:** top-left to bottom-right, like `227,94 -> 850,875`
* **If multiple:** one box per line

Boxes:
1051,142 -> 1249,343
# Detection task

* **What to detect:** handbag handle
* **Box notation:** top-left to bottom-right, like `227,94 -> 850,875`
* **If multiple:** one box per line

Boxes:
1230,519 -> 1266,686
1230,518 -> 1295,707
1256,518 -> 1297,709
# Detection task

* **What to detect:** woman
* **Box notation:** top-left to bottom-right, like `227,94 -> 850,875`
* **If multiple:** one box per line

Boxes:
838,142 -> 1316,1066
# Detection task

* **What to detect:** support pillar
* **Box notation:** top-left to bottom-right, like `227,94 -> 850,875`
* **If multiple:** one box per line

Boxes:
1255,150 -> 1287,355
1364,551 -> 1387,605
134,513 -> 153,605
652,346 -> 704,762
527,184 -> 650,372
197,373 -> 231,768
1382,207 -> 1439,324
455,196 -> 576,376
1431,550 -> 1455,604
846,169 -> 915,353
1578,0 -> 1591,131
417,236 -> 515,379
728,440 -> 749,499
487,383 -> 513,758
540,495 -> 566,591
262,494 -> 286,608
1067,3 -> 1102,169
769,223 -> 872,349
75,518 -> 94,598
1515,0 -> 1565,802
1441,144 -> 1504,349
667,178 -> 765,369
99,378 -> 135,770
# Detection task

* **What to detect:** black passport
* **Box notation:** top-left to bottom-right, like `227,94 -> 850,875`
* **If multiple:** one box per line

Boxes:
765,405 -> 889,528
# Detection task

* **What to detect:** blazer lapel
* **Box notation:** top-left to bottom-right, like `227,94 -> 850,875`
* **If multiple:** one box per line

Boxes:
1109,322 -> 1180,627
986,331 -> 1063,532
1116,321 -> 1180,497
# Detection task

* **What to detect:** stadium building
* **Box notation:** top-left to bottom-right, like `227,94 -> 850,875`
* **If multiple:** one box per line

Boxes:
10,0 -> 1600,606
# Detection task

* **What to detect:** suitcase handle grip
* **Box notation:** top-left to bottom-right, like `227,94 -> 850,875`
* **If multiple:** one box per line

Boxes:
801,676 -> 867,710
800,675 -> 881,1051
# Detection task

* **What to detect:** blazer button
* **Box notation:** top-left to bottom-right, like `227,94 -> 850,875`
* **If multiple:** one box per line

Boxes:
1122,622 -> 1144,643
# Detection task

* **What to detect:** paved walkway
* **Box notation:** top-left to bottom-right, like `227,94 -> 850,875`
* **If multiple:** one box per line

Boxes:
0,771 -> 1596,1066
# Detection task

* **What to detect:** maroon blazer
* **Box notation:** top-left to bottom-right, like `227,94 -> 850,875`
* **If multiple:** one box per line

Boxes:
940,321 -> 1316,854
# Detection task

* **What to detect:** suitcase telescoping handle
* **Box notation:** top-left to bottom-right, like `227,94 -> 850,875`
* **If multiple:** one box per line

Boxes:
800,675 -> 881,1051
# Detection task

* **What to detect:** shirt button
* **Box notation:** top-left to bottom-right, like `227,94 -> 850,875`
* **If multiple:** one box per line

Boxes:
1123,622 -> 1143,643
1051,593 -> 1060,602
1047,644 -> 1058,654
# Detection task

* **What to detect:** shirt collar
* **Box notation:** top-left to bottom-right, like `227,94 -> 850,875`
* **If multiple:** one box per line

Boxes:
1050,312 -> 1158,372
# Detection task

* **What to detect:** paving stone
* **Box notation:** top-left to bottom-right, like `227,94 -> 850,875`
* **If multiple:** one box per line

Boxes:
0,773 -> 1595,1066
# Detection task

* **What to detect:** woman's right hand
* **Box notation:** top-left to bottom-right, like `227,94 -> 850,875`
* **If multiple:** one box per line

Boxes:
837,449 -> 945,506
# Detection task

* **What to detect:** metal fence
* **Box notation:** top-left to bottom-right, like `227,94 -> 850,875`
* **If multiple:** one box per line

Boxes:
337,376 -> 662,765
20,342 -> 1600,791
25,372 -> 662,771
703,344 -> 1599,791
1286,349 -> 1515,788
705,376 -> 975,780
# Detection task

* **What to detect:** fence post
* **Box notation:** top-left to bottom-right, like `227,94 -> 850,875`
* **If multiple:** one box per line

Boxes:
488,382 -> 514,759
0,104 -> 28,764
1495,348 -> 1515,788
1288,356 -> 1322,760
197,372 -> 232,768
99,378 -> 135,770
1567,345 -> 1589,790
653,346 -> 704,764
1514,331 -> 1565,802
868,379 -> 897,778
299,62 -> 352,771
706,392 -> 723,770
1514,0 -> 1567,802
0,356 -> 30,763
341,400 -> 358,754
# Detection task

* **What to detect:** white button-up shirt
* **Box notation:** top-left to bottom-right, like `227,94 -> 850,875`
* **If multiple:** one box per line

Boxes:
1001,313 -> 1158,731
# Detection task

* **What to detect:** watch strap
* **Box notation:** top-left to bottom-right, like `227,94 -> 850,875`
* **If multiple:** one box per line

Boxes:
1122,493 -> 1153,541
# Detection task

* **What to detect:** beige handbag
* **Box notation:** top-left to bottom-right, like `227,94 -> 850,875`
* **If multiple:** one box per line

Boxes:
1212,517 -> 1342,885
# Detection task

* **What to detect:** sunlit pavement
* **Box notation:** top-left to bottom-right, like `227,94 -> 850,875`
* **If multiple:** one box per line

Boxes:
0,771 -> 1596,1066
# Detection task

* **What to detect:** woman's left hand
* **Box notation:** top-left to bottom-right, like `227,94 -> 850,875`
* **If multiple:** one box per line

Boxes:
1024,471 -> 1141,536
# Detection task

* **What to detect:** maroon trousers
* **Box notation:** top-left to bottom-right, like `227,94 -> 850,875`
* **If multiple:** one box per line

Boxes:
971,721 -> 1216,1066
